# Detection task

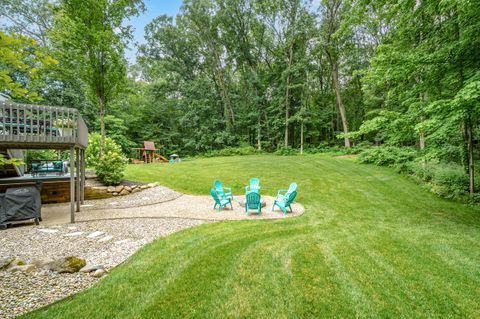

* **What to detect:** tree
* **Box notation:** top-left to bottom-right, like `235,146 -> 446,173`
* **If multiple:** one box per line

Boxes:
51,0 -> 144,154
320,0 -> 351,147
0,31 -> 57,100
0,0 -> 55,46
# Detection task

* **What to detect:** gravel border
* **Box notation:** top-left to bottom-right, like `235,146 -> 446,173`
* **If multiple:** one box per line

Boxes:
0,218 -> 206,319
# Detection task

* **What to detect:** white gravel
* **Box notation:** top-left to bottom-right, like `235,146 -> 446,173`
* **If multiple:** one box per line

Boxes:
0,218 -> 206,318
82,186 -> 182,210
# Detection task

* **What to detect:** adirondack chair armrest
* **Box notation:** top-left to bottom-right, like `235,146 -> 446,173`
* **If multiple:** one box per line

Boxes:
277,189 -> 288,197
223,187 -> 232,193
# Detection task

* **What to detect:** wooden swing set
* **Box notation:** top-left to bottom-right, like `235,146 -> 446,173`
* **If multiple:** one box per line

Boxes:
130,141 -> 169,164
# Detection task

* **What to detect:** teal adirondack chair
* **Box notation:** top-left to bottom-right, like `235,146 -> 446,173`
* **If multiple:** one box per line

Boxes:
245,177 -> 260,194
245,191 -> 262,216
272,191 -> 297,215
277,182 -> 297,201
210,188 -> 233,211
214,180 -> 232,200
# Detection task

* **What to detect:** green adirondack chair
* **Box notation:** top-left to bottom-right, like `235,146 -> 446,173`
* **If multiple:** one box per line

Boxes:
245,177 -> 260,194
210,188 -> 233,211
272,191 -> 297,215
277,182 -> 297,201
245,191 -> 262,216
214,180 -> 232,200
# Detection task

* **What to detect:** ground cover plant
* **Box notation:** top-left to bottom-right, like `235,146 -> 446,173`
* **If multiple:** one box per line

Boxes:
23,155 -> 480,318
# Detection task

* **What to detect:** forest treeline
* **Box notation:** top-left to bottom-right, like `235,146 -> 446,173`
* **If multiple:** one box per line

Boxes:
1,0 -> 479,196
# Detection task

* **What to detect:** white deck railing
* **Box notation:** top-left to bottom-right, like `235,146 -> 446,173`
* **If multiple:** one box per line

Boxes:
0,101 -> 88,148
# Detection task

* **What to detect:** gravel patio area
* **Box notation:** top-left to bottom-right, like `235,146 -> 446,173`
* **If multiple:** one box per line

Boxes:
1,185 -> 304,318
0,218 -> 206,318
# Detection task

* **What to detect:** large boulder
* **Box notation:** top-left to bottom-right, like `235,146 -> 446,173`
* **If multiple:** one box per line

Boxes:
48,256 -> 86,273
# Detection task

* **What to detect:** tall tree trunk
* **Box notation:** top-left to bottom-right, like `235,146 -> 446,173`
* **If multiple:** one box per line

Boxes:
463,117 -> 475,194
284,43 -> 293,148
99,96 -> 106,156
300,121 -> 304,154
257,115 -> 262,151
330,58 -> 350,147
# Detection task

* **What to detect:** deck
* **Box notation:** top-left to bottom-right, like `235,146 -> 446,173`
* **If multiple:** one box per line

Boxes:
0,101 -> 88,223
0,101 -> 88,149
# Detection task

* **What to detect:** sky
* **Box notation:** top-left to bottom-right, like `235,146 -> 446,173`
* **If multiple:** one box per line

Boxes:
126,0 -> 183,63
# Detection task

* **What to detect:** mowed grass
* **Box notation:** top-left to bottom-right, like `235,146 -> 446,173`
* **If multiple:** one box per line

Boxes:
24,155 -> 480,318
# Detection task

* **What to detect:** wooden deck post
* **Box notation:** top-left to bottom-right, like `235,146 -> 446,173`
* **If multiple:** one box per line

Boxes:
76,148 -> 80,212
70,146 -> 75,223
81,149 -> 85,204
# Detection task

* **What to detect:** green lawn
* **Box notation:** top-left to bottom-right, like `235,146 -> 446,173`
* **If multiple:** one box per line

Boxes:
24,155 -> 480,318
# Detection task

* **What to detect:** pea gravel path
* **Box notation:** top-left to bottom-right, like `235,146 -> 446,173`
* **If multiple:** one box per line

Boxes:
0,218 -> 206,319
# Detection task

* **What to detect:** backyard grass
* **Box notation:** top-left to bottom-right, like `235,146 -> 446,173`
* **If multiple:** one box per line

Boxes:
24,155 -> 480,318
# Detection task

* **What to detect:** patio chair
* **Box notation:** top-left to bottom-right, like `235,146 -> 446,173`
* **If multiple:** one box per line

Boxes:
210,188 -> 233,211
245,191 -> 262,216
245,177 -> 260,194
214,180 -> 233,200
272,191 -> 297,215
277,182 -> 297,201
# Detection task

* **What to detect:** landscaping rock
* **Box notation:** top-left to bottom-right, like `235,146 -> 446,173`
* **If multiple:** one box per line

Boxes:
37,229 -> 59,234
140,185 -> 149,190
8,258 -> 26,268
112,192 -> 119,196
92,269 -> 106,278
107,186 -> 115,193
124,186 -> 132,192
132,188 -> 141,193
31,259 -> 54,269
114,185 -> 124,193
80,264 -> 104,273
64,232 -> 85,237
130,185 -> 138,190
98,235 -> 113,242
48,256 -> 86,273
0,257 -> 14,270
8,264 -> 35,273
92,186 -> 108,191
86,231 -> 104,238
119,189 -> 130,196
147,183 -> 159,188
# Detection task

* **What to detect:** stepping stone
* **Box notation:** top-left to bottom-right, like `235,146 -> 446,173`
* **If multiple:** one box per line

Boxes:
38,229 -> 59,234
98,235 -> 113,243
64,231 -> 84,237
87,231 -> 105,238
114,239 -> 129,244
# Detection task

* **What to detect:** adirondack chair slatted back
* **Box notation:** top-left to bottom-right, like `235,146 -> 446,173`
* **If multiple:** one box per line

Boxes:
286,191 -> 297,205
210,188 -> 220,204
287,183 -> 297,196
246,192 -> 261,209
247,177 -> 260,193
214,180 -> 224,194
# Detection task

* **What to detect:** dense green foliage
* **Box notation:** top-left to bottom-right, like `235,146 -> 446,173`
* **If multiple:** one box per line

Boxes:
85,133 -> 126,185
1,0 -> 479,196
95,152 -> 127,186
85,133 -> 122,168
22,156 -> 480,318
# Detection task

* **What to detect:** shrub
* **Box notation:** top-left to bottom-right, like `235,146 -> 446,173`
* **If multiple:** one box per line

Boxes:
95,152 -> 126,186
275,146 -> 299,156
203,145 -> 260,157
358,146 -> 417,166
85,133 -> 122,168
